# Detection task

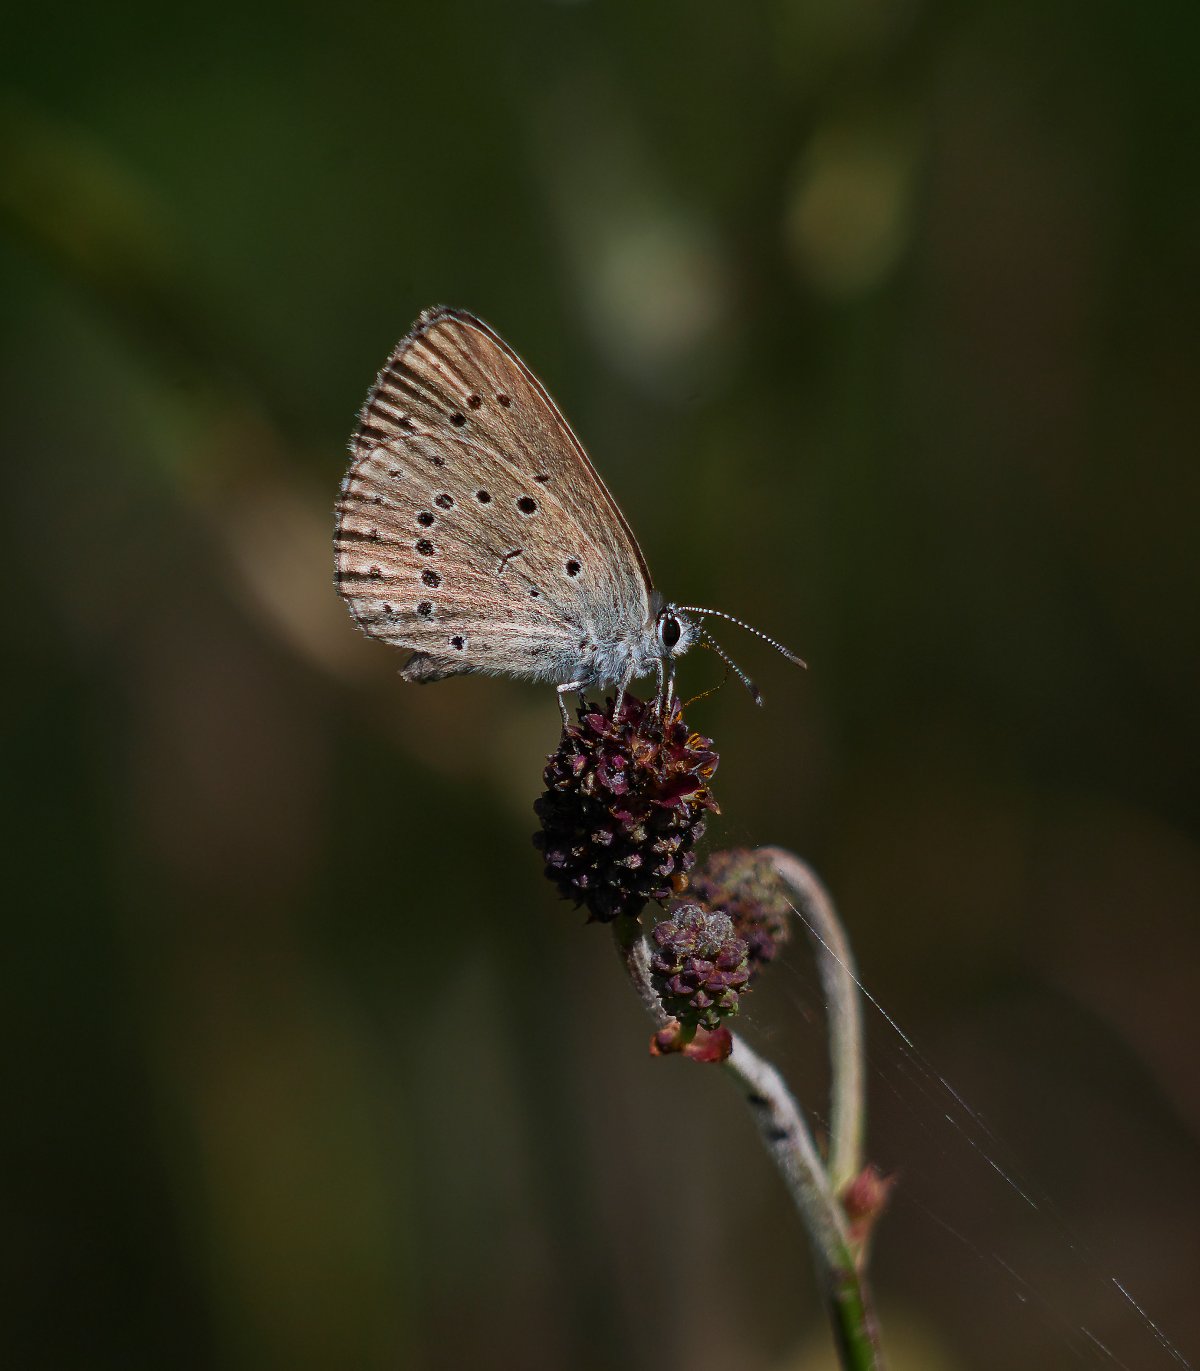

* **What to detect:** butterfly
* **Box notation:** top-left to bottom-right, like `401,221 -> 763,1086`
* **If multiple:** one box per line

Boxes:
333,306 -> 802,722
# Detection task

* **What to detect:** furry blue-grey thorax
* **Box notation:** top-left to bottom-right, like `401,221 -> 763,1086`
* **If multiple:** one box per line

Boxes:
567,603 -> 699,695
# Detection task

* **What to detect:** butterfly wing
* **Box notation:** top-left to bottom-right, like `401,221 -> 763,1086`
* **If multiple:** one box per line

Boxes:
334,307 -> 655,684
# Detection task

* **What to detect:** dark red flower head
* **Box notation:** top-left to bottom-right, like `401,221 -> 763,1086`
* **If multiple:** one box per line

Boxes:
533,694 -> 719,923
649,903 -> 751,1030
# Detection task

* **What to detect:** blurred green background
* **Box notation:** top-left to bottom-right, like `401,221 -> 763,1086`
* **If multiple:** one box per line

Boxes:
3,2 -> 1199,1368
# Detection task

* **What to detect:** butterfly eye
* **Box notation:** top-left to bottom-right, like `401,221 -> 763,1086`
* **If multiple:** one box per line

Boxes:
660,614 -> 682,649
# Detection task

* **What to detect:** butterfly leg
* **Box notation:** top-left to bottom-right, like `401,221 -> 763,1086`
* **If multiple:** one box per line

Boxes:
613,663 -> 637,720
650,659 -> 667,715
556,681 -> 584,727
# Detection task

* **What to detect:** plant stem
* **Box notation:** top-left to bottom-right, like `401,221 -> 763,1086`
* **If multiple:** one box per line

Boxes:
722,1033 -> 885,1371
758,847 -> 866,1194
616,911 -> 886,1371
619,866 -> 883,1371
827,1260 -> 887,1371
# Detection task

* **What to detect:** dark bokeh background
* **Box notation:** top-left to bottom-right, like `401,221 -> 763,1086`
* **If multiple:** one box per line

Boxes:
3,2 -> 1199,1368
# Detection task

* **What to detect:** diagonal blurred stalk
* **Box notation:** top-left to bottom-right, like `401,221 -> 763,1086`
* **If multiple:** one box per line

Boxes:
0,96 -> 299,440
0,100 -> 387,686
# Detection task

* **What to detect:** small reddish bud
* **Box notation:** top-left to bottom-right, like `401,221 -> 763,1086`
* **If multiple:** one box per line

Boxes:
650,1021 -> 734,1063
840,1163 -> 896,1248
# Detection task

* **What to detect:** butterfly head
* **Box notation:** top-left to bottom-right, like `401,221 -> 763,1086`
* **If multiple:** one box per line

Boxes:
655,605 -> 700,662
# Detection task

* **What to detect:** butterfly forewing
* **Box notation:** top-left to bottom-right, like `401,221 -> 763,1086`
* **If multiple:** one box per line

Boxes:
334,308 -> 654,682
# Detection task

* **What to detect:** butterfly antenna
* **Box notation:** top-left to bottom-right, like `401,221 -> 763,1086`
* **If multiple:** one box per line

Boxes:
679,607 -> 807,669
701,630 -> 763,706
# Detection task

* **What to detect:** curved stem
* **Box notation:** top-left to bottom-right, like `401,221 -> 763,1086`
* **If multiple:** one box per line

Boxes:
758,847 -> 866,1195
616,920 -> 885,1371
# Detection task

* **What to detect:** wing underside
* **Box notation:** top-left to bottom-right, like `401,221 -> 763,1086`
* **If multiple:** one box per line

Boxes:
334,307 -> 654,683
